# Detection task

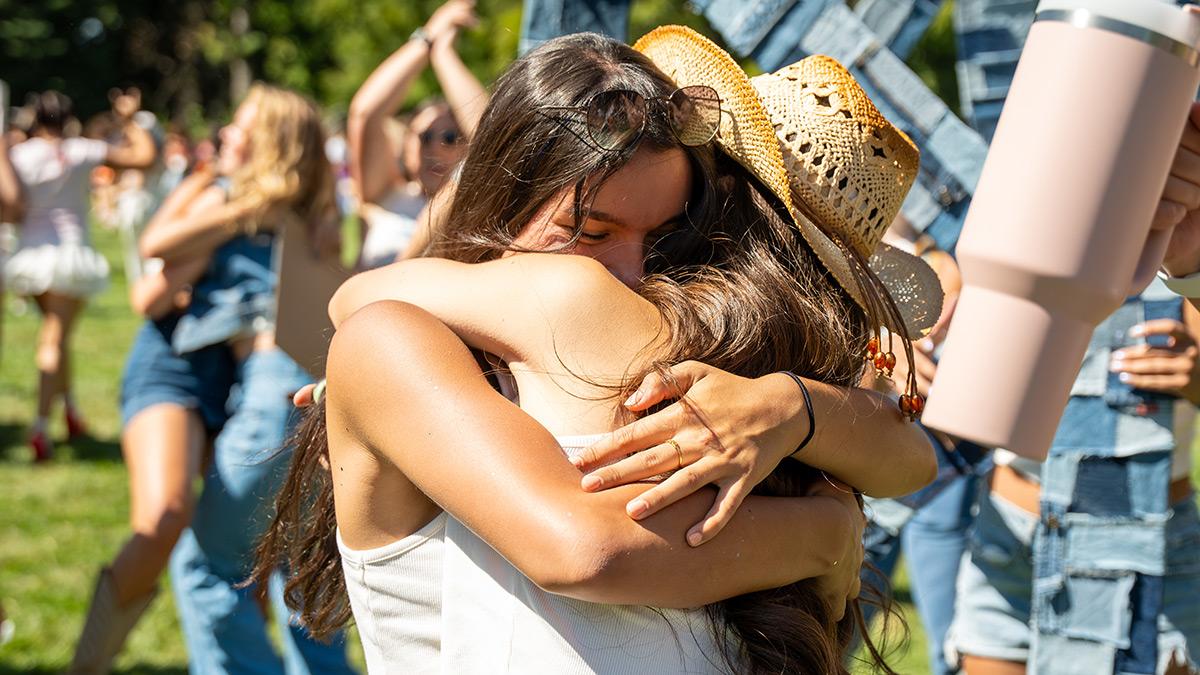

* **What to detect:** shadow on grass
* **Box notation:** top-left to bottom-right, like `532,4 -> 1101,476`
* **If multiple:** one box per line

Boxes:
0,422 -> 122,464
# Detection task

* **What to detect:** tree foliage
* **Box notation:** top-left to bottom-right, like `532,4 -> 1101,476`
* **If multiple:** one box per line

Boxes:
0,0 -> 955,132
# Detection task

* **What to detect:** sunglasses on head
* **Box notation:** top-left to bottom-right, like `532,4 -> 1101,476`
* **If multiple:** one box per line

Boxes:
540,85 -> 722,152
419,128 -> 462,146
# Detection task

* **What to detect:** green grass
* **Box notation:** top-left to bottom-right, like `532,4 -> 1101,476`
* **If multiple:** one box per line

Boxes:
0,225 -> 929,672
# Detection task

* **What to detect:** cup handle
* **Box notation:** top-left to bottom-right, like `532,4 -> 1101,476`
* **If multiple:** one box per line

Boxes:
1130,227 -> 1172,295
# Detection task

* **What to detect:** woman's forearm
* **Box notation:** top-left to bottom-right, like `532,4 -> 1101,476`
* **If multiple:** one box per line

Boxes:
348,40 -> 429,205
430,41 -> 488,138
105,118 -> 157,170
791,377 -> 937,496
332,300 -> 853,609
0,137 -> 24,223
139,188 -> 250,262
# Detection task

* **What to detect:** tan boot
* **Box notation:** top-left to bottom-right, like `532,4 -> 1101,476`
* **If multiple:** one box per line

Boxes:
67,568 -> 157,674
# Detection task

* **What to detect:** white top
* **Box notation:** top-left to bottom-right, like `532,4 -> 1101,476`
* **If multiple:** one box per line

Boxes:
338,435 -> 738,675
338,513 -> 447,674
359,185 -> 425,269
9,137 -> 107,248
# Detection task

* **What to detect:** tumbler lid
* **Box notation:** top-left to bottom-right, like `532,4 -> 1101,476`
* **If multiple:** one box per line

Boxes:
1038,0 -> 1200,56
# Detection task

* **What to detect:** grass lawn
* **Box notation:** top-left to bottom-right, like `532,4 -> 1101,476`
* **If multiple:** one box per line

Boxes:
0,224 -> 930,673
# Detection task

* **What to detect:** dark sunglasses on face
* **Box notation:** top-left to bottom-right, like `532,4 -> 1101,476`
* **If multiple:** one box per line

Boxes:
540,85 -> 723,152
419,128 -> 462,147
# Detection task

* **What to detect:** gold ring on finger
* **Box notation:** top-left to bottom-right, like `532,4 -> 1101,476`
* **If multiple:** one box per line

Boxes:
666,438 -> 683,470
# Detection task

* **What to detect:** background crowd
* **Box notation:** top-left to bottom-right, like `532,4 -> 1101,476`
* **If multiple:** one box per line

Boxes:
0,0 -> 1198,674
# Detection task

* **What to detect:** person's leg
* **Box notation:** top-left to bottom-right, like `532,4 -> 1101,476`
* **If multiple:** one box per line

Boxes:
169,527 -> 284,675
945,480 -> 1036,675
177,348 -> 354,674
110,403 -> 206,603
902,472 -> 978,675
32,292 -> 83,422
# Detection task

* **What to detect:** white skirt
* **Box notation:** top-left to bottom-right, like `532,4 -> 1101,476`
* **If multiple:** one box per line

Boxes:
3,243 -> 110,298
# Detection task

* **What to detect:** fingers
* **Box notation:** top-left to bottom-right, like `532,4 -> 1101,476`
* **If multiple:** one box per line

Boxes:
1162,175 -> 1200,216
572,404 -> 679,470
1185,102 -> 1200,155
1111,352 -> 1192,375
685,480 -> 751,547
580,439 -> 691,492
1117,373 -> 1189,392
1129,318 -> 1193,345
293,383 -> 317,408
624,360 -> 708,411
1153,200 -> 1189,232
620,460 -> 716,522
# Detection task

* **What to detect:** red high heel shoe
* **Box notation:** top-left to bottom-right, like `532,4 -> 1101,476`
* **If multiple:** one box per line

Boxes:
65,407 -> 89,440
30,430 -> 53,463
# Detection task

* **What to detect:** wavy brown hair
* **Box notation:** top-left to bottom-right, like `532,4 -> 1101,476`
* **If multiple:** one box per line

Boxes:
252,33 -> 900,674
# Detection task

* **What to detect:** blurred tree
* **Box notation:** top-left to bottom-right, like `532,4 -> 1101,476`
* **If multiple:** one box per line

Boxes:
0,0 -> 958,132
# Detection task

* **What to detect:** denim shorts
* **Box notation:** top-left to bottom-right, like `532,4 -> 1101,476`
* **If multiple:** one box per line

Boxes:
947,485 -> 1200,672
119,314 -> 236,432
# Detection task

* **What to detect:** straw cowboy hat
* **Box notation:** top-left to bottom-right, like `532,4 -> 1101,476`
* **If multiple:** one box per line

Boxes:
634,25 -> 943,340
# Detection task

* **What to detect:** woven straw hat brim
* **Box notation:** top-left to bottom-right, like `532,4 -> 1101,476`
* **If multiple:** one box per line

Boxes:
635,26 -> 941,337
633,26 -> 798,222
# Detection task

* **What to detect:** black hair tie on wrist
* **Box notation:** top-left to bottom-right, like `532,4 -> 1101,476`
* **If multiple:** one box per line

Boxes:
779,371 -> 815,453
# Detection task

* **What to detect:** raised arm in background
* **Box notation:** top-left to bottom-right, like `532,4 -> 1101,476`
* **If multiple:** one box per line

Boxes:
0,132 -> 23,223
103,89 -> 156,170
428,4 -> 488,138
348,0 -> 480,205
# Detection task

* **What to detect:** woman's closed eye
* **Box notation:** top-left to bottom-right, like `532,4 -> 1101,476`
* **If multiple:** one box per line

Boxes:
580,230 -> 610,243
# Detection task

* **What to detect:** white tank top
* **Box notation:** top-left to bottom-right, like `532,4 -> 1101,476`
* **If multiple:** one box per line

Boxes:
337,435 -> 738,674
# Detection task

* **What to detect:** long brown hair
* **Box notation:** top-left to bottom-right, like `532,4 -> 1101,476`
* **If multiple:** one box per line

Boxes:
253,33 -> 899,674
637,154 -> 899,673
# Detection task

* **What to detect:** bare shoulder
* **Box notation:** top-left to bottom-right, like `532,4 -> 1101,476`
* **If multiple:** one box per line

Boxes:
327,300 -> 454,429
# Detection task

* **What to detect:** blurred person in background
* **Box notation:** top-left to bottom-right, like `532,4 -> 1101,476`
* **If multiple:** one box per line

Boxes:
348,0 -> 486,268
0,82 -> 26,377
3,89 -> 154,462
128,83 -> 354,675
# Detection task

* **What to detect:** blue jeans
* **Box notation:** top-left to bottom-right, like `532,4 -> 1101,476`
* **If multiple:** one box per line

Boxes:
169,348 -> 355,675
863,437 -> 980,675
949,483 -> 1200,674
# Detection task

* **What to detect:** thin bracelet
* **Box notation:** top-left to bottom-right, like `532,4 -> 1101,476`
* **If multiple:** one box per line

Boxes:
779,371 -> 815,453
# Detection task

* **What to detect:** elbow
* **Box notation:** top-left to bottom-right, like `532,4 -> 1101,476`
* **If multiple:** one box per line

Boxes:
520,516 -> 621,602
527,549 -> 613,600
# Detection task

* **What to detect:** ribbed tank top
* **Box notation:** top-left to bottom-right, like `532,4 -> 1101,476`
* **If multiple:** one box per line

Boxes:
337,435 -> 737,674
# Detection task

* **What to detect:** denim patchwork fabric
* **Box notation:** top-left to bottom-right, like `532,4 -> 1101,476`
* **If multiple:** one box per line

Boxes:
952,0 -> 1036,142
172,233 -> 276,356
518,0 -> 631,54
950,487 -> 1200,673
1030,288 -> 1186,675
695,0 -> 987,251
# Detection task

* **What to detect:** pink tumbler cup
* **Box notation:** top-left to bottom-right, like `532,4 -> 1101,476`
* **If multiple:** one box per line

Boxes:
922,0 -> 1200,459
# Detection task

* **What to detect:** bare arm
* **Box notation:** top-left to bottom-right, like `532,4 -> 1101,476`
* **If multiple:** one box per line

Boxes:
104,117 -> 156,170
129,257 -> 210,319
0,135 -> 24,223
139,185 -> 251,262
329,300 -> 860,608
429,23 -> 488,138
330,257 -> 935,495
347,39 -> 429,205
